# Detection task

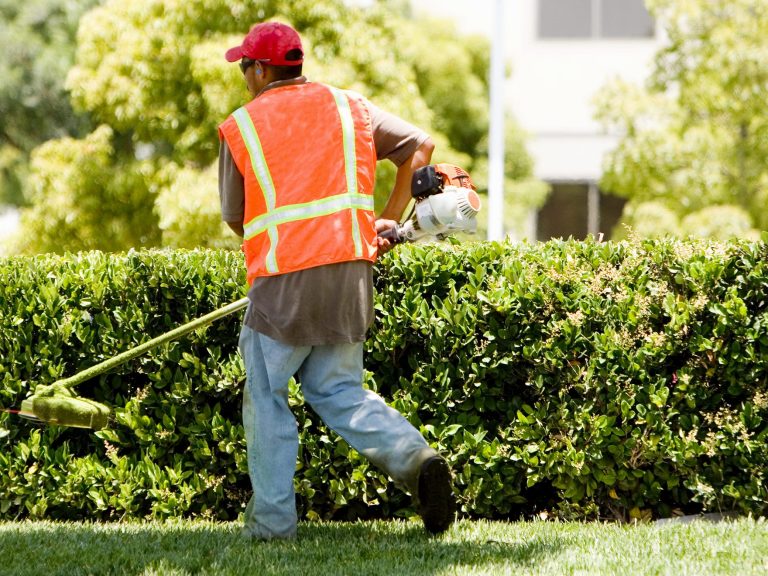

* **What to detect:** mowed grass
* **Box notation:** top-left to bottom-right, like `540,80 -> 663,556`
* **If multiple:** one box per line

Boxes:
1,517 -> 767,576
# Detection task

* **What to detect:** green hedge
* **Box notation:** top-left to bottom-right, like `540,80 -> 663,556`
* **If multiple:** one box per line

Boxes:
1,239 -> 767,522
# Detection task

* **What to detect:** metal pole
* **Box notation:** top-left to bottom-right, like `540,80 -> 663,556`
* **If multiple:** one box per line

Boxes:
587,181 -> 600,237
487,0 -> 506,241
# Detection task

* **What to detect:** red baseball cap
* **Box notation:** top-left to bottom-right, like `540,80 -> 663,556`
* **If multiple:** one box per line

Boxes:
225,22 -> 304,66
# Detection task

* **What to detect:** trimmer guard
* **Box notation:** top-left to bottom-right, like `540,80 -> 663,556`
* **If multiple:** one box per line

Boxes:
21,393 -> 110,430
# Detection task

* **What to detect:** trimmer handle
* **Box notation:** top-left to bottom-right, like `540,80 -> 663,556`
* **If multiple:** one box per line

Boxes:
378,225 -> 404,245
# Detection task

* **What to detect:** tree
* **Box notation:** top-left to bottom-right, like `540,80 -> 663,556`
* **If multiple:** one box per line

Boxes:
14,126 -> 161,253
0,0 -> 100,206
594,0 -> 768,240
14,0 -> 545,253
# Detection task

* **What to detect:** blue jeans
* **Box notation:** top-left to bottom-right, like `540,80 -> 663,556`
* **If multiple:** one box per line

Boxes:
239,323 -> 437,540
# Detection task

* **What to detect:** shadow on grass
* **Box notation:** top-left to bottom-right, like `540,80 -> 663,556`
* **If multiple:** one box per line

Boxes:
0,519 -> 562,576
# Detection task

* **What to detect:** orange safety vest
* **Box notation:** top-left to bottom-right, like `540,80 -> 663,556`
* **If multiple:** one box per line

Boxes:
219,82 -> 378,285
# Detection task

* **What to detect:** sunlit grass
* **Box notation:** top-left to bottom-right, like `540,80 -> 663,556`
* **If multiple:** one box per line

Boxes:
2,518 -> 767,575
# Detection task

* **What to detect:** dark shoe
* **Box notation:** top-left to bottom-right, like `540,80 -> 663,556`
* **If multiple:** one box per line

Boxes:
417,456 -> 456,534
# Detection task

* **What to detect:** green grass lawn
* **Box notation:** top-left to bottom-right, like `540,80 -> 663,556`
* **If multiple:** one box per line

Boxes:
1,518 -> 766,576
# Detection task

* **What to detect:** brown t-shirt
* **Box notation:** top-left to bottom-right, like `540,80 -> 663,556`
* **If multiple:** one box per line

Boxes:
219,78 -> 429,345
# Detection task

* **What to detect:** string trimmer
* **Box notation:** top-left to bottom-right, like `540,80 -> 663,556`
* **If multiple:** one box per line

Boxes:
379,163 -> 480,244
14,297 -> 249,430
11,163 -> 479,431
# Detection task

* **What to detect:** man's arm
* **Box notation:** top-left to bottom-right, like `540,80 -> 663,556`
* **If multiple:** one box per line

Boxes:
378,137 -> 435,222
226,221 -> 244,237
219,139 -> 246,237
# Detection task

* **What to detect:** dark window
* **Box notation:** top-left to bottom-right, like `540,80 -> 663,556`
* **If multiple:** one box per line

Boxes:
539,0 -> 592,38
538,0 -> 654,40
601,0 -> 655,37
537,183 -> 590,239
600,193 -> 627,237
536,182 -> 626,241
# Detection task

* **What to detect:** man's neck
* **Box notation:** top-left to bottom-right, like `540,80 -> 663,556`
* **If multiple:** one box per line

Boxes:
256,76 -> 308,98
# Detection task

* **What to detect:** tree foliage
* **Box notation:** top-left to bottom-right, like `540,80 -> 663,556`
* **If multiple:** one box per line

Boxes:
0,0 -> 100,206
12,0 -> 544,253
15,126 -> 160,253
595,0 -> 768,240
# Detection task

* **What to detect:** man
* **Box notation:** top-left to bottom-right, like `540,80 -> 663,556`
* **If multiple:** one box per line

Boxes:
218,21 -> 455,540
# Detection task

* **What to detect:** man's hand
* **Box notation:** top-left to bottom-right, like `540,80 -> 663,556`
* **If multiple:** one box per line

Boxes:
375,218 -> 399,256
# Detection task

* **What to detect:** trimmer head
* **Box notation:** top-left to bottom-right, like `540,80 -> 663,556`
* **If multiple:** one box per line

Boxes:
20,390 -> 110,430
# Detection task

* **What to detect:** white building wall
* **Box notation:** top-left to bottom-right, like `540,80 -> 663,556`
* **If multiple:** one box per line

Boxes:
412,0 -> 662,182
0,208 -> 20,255
508,1 -> 660,181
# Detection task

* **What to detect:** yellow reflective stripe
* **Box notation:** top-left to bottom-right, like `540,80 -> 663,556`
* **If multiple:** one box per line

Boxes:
328,88 -> 358,194
243,193 -> 374,240
328,87 -> 363,258
232,107 -> 279,273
